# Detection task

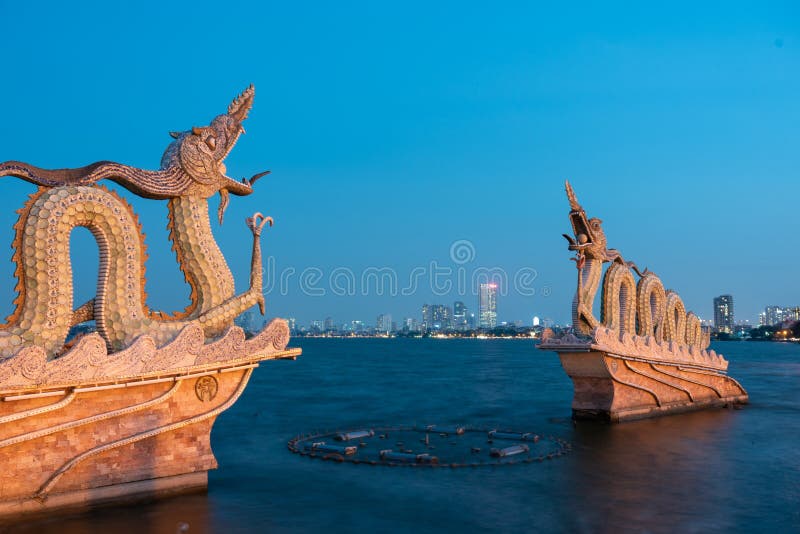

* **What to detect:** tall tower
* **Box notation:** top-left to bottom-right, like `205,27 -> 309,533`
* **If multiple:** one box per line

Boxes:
479,283 -> 497,328
713,295 -> 734,333
376,314 -> 392,334
453,301 -> 467,330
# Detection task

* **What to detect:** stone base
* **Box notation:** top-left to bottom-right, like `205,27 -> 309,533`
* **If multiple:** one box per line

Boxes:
0,471 -> 207,521
556,350 -> 748,423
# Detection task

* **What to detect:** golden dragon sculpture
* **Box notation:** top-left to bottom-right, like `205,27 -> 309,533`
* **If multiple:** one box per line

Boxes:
563,181 -> 709,349
0,85 -> 272,359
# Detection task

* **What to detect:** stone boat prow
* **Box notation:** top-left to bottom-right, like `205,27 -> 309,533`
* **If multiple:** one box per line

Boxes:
0,318 -> 299,518
539,181 -> 748,422
540,328 -> 747,422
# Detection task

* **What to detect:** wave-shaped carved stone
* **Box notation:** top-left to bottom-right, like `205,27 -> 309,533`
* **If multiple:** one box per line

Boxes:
194,326 -> 246,366
586,326 -> 728,371
0,346 -> 48,386
0,318 -> 296,389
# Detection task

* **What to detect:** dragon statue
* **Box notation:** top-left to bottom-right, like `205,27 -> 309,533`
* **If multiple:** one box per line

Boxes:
0,85 -> 271,359
563,181 -> 708,348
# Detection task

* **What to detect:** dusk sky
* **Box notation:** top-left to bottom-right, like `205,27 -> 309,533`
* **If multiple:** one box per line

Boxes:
1,2 -> 798,327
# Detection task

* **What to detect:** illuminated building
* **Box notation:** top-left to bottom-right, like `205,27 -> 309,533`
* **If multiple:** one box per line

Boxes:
479,283 -> 497,328
713,295 -> 734,333
453,301 -> 467,330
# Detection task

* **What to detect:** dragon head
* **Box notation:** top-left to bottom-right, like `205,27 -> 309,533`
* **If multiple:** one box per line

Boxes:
161,85 -> 269,222
562,181 -> 608,260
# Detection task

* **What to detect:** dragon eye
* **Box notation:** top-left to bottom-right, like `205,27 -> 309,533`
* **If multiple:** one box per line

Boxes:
205,136 -> 217,150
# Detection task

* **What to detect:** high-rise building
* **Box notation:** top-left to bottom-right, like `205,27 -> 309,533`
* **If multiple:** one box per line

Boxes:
351,320 -> 365,333
422,304 -> 453,330
402,317 -> 418,331
765,305 -> 800,325
421,304 -> 431,331
287,317 -> 297,333
713,295 -> 734,333
479,283 -> 497,328
430,304 -> 452,330
765,306 -> 783,326
324,317 -> 336,332
453,301 -> 467,330
376,314 -> 392,334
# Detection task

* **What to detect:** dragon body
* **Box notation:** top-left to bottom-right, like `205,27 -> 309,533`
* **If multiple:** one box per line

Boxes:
563,181 -> 709,349
0,86 -> 271,359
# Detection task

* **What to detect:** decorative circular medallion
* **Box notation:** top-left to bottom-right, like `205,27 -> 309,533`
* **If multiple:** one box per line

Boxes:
195,375 -> 218,402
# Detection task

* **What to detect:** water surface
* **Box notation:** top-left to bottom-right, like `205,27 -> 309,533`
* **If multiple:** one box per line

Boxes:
9,339 -> 799,533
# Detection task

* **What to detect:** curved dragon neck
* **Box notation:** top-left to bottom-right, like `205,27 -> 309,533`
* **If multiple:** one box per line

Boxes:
166,196 -> 235,316
0,187 -> 261,359
573,257 -> 603,335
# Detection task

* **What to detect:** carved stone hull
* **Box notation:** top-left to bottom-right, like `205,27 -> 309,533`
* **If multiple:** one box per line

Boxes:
555,350 -> 748,423
0,321 -> 300,521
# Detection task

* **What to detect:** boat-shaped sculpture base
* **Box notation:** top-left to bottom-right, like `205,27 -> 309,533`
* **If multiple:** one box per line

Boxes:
541,329 -> 748,423
0,319 -> 299,520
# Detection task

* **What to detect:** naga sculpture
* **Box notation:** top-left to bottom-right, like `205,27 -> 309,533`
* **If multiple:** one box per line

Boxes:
562,181 -> 708,348
540,181 -> 747,422
0,87 -> 300,518
0,85 -> 270,358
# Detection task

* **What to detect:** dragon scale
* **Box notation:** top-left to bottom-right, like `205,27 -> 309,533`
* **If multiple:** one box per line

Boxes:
0,186 -> 264,358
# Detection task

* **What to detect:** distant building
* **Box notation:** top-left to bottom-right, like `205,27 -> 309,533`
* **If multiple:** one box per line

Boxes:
324,317 -> 336,332
376,314 -> 392,334
287,317 -> 297,333
764,305 -> 800,325
713,295 -> 734,333
421,304 -> 431,331
765,306 -> 783,326
453,301 -> 467,330
351,320 -> 365,333
479,283 -> 497,328
467,312 -> 476,329
422,304 -> 453,330
310,320 -> 324,333
430,304 -> 452,330
403,317 -> 418,331
532,316 -> 540,327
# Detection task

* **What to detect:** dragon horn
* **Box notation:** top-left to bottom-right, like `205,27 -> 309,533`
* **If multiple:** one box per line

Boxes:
565,180 -> 581,211
228,84 -> 255,122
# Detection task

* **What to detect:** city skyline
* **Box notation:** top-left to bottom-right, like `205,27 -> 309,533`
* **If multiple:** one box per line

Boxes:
290,293 -> 800,334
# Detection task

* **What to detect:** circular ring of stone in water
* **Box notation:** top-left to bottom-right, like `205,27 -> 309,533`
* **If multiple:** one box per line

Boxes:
288,425 -> 571,468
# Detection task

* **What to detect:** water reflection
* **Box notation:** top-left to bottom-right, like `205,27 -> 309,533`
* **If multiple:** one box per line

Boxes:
4,491 -> 212,534
565,410 -> 740,532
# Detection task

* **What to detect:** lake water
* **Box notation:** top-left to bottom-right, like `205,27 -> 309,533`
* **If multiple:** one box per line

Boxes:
8,339 -> 800,533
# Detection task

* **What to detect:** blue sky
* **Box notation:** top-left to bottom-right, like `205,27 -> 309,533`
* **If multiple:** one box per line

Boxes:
1,1 -> 798,326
